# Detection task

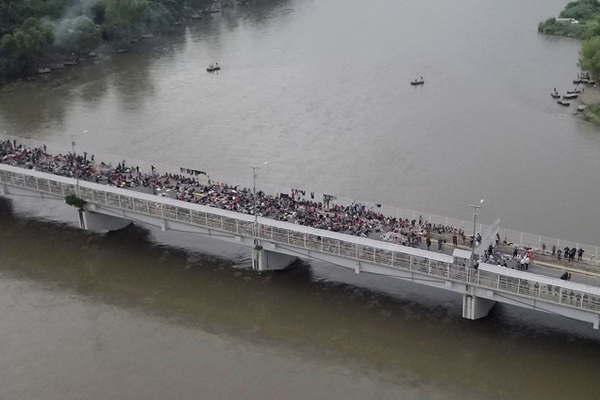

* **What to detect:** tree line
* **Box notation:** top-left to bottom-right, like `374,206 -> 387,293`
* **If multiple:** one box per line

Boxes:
0,0 -> 211,80
538,0 -> 600,79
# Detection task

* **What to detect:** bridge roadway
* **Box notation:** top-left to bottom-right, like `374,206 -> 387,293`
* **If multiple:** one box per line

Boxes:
1,163 -> 600,329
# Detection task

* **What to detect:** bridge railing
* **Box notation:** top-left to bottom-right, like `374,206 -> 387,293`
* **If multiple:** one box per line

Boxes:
2,164 -> 600,315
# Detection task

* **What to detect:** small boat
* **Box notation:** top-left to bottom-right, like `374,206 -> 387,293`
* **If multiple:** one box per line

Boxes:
566,88 -> 582,94
557,99 -> 571,106
206,63 -> 221,72
563,93 -> 578,100
577,105 -> 586,112
550,90 -> 560,99
410,77 -> 425,86
37,68 -> 51,74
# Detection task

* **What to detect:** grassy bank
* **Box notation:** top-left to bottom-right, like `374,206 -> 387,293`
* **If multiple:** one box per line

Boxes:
583,104 -> 600,123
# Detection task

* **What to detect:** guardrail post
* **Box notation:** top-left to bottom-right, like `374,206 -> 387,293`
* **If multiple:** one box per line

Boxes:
559,288 -> 563,304
409,256 -> 413,271
337,240 -> 341,256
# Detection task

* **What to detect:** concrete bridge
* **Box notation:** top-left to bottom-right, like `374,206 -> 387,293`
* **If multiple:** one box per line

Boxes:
1,163 -> 600,329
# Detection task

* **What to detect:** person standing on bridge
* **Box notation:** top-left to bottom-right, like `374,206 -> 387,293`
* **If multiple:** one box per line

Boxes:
578,248 -> 584,262
426,236 -> 431,250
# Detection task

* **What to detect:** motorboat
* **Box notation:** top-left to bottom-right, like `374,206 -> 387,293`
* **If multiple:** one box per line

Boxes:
577,105 -> 587,112
563,93 -> 578,100
550,90 -> 560,99
410,77 -> 425,85
557,99 -> 571,106
207,63 -> 221,72
566,88 -> 583,94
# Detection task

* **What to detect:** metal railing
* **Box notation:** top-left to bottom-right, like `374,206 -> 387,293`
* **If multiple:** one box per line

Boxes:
1,164 -> 600,315
3,134 -> 598,264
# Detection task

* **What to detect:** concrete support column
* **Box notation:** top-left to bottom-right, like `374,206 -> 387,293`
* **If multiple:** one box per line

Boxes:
462,294 -> 496,320
82,210 -> 131,234
252,244 -> 297,272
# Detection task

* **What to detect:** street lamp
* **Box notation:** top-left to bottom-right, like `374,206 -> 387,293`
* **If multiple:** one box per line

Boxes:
252,161 -> 269,229
251,162 -> 269,271
468,198 -> 485,256
71,130 -> 89,195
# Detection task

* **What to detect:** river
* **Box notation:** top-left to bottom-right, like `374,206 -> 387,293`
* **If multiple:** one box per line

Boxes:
1,0 -> 600,398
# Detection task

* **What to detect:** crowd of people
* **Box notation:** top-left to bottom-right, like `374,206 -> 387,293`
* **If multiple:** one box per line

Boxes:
0,140 -> 591,276
0,140 -> 466,248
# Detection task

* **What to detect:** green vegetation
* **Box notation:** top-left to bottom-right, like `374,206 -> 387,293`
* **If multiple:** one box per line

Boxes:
65,194 -> 86,209
583,103 -> 600,123
580,36 -> 600,78
538,18 -> 587,38
539,0 -> 600,124
538,0 -> 600,39
0,0 -> 211,80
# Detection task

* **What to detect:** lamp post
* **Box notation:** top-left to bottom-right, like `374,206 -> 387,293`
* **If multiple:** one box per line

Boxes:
252,161 -> 269,231
468,198 -> 485,257
251,162 -> 269,271
71,130 -> 88,195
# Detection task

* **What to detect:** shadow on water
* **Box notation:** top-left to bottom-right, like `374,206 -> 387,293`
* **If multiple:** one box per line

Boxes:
1,197 -> 600,399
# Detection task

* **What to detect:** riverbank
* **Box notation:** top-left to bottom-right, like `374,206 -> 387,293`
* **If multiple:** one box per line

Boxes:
538,0 -> 600,125
0,0 -> 223,83
579,87 -> 600,123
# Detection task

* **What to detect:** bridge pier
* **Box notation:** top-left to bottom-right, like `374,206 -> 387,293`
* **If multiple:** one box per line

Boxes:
81,210 -> 131,233
462,294 -> 496,320
252,243 -> 297,272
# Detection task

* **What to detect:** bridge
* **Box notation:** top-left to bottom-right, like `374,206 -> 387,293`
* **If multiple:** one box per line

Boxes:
1,162 -> 600,329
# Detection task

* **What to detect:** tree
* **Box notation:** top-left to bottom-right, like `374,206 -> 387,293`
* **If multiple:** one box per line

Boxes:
55,16 -> 101,53
580,36 -> 600,79
0,17 -> 53,59
560,0 -> 600,21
